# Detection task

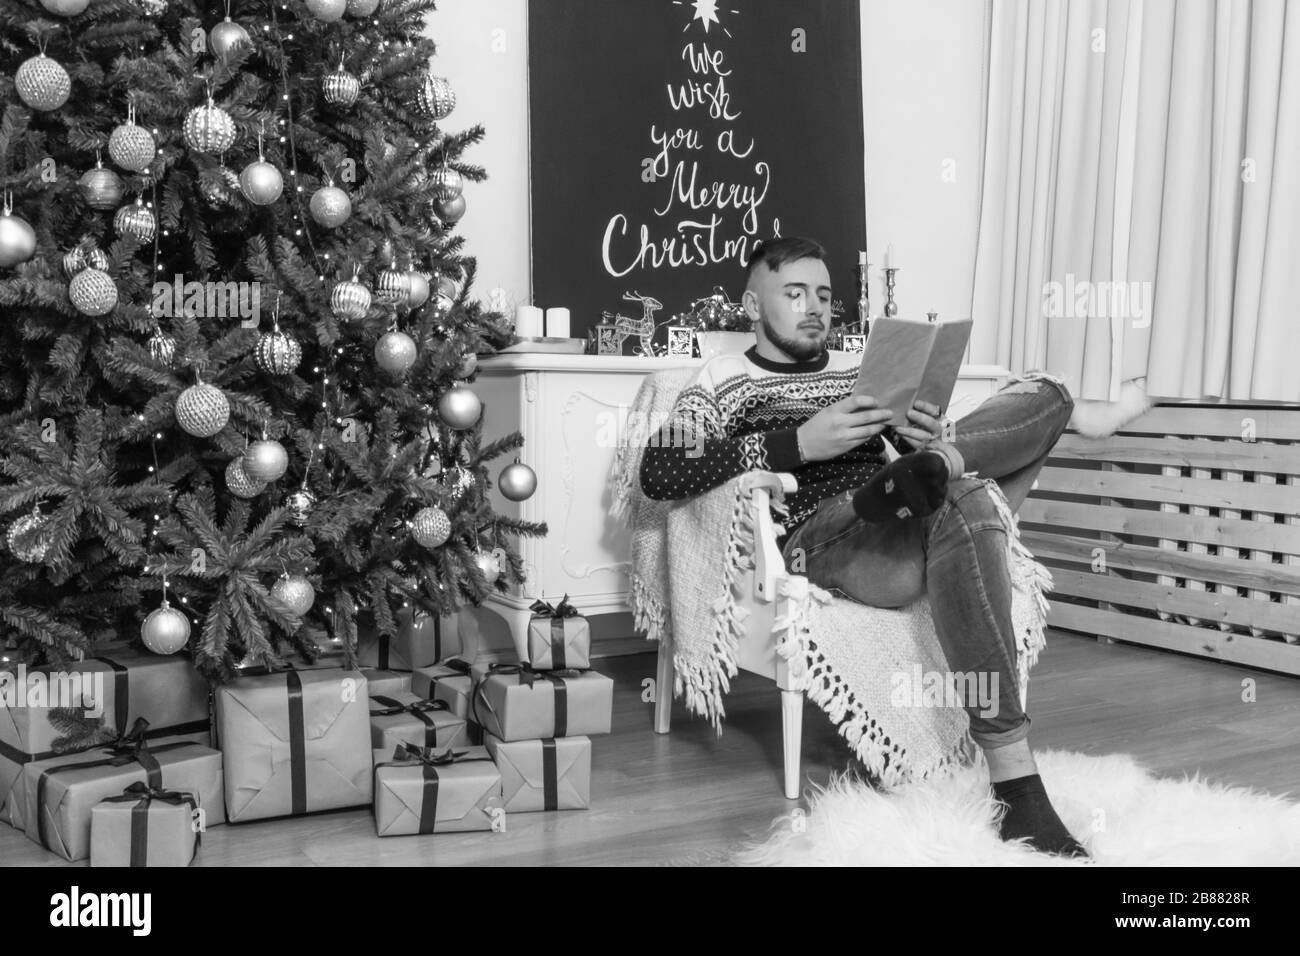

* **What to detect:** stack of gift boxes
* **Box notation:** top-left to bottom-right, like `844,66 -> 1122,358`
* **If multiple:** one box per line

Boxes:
0,596 -> 613,861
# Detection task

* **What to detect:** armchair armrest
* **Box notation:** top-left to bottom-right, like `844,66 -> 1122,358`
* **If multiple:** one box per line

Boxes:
746,472 -> 798,603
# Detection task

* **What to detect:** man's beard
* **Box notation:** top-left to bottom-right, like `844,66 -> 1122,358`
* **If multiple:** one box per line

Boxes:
761,315 -> 827,362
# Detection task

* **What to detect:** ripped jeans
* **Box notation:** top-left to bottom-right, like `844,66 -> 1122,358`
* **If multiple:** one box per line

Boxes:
780,373 -> 1075,749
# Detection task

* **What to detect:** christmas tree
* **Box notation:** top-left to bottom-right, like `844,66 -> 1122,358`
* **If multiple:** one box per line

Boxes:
0,0 -> 544,679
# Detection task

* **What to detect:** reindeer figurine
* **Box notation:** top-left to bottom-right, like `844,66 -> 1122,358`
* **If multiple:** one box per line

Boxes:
600,291 -> 667,356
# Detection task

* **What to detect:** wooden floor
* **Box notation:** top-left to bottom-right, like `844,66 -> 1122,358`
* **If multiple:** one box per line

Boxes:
4,629 -> 1298,866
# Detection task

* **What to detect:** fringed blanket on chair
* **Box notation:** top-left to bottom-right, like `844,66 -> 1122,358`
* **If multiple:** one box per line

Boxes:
610,368 -> 1057,788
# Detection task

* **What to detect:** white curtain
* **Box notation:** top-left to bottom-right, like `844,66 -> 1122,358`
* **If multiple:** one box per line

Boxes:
971,0 -> 1300,402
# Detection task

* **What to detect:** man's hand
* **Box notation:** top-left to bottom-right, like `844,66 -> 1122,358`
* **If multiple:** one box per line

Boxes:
796,395 -> 893,463
894,399 -> 946,450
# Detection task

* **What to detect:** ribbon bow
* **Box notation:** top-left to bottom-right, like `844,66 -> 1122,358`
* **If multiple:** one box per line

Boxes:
529,594 -> 578,619
369,697 -> 449,718
103,780 -> 197,808
105,717 -> 152,764
389,743 -> 487,767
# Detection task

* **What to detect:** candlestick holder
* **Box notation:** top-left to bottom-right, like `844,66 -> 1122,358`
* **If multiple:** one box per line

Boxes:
857,261 -> 872,335
883,267 -> 901,318
926,311 -> 938,323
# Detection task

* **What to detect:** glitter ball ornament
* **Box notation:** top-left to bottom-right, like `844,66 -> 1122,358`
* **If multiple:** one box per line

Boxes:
438,383 -> 481,429
68,268 -> 118,316
210,17 -> 252,62
239,158 -> 283,205
16,54 -> 71,111
108,120 -> 156,173
475,550 -> 501,585
429,168 -> 463,202
456,352 -> 477,378
148,328 -> 176,365
78,163 -> 125,211
272,574 -> 316,617
306,0 -> 347,21
433,194 -> 466,223
225,457 -> 266,498
345,0 -> 379,15
285,488 -> 316,526
141,600 -> 191,654
309,184 -> 351,227
410,506 -> 451,548
415,74 -> 456,120
0,209 -> 37,268
498,461 -> 537,502
183,99 -> 237,154
114,198 -> 156,241
175,382 -> 230,437
243,438 -> 288,482
6,512 -> 49,563
255,327 -> 302,375
322,67 -> 360,107
375,330 -> 417,373
40,0 -> 91,15
406,271 -> 430,308
330,277 -> 370,320
200,165 -> 241,208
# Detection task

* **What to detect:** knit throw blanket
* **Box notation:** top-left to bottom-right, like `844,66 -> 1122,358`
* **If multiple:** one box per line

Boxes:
610,367 -> 1056,788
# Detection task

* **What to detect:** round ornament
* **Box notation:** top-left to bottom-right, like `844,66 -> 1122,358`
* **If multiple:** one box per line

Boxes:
375,330 -> 417,373
456,352 -> 477,378
475,550 -> 500,585
285,488 -> 316,526
147,328 -> 176,366
415,74 -> 456,120
39,0 -> 91,16
305,0 -> 347,22
431,292 -> 454,318
406,271 -> 429,308
243,438 -> 288,482
175,382 -> 230,437
375,265 -> 410,306
183,99 -> 237,154
410,506 -> 451,548
345,0 -> 379,15
239,159 -> 283,205
6,511 -> 50,563
322,67 -> 360,107
210,17 -> 252,62
497,461 -> 537,502
309,184 -> 351,227
78,163 -> 125,211
68,268 -> 118,316
271,574 -> 316,617
108,121 -> 156,173
429,167 -> 463,202
15,54 -> 71,112
113,198 -> 156,242
438,383 -> 481,430
254,328 -> 302,375
435,275 -> 458,299
0,210 -> 37,268
433,194 -> 466,223
330,277 -> 370,320
141,601 -> 191,654
225,456 -> 265,498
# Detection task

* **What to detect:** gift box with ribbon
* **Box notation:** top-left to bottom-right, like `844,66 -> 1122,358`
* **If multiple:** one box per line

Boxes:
215,667 -> 372,823
484,733 -> 592,812
526,595 -> 591,670
357,605 -> 459,672
469,662 -> 613,742
1,645 -> 211,815
90,781 -> 200,867
362,668 -> 412,698
410,658 -> 474,719
10,721 -> 222,862
372,743 -> 502,835
370,691 -> 468,752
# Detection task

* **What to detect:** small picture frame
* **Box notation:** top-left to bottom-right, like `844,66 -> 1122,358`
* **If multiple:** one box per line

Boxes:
596,323 -> 621,356
666,325 -> 695,357
841,333 -> 866,354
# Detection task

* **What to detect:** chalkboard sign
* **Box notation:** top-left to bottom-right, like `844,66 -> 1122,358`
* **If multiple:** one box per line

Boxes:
529,0 -> 866,349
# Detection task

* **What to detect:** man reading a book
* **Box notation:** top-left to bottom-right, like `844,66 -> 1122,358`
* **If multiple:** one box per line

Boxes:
639,236 -> 1087,857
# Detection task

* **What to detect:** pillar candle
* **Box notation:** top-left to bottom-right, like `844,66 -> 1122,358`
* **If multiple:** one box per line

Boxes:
515,305 -> 543,338
545,307 -> 571,338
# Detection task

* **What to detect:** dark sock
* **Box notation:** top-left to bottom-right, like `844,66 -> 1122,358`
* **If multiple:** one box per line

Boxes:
992,773 -> 1089,858
852,450 -> 950,523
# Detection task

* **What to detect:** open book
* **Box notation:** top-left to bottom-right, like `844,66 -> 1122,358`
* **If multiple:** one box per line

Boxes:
851,317 -> 974,427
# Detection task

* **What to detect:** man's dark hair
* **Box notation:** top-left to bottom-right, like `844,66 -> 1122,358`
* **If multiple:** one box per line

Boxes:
745,236 -> 827,283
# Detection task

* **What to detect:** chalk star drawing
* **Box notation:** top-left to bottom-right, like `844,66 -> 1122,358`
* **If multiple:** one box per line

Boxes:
672,0 -> 738,38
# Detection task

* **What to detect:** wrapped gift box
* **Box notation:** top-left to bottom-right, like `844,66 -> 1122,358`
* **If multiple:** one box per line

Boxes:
372,744 -> 502,835
1,646 -> 211,814
362,669 -> 411,698
469,663 -> 613,742
370,692 -> 468,751
525,597 -> 591,670
90,782 -> 200,867
215,668 -> 372,823
13,738 -> 222,862
411,659 -> 474,719
357,606 -> 459,671
484,733 -> 591,812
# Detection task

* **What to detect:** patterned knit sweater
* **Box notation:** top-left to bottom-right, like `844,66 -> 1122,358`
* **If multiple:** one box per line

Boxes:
638,346 -> 900,546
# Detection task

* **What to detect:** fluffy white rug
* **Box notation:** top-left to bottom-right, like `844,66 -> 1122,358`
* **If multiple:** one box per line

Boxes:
737,749 -> 1300,866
